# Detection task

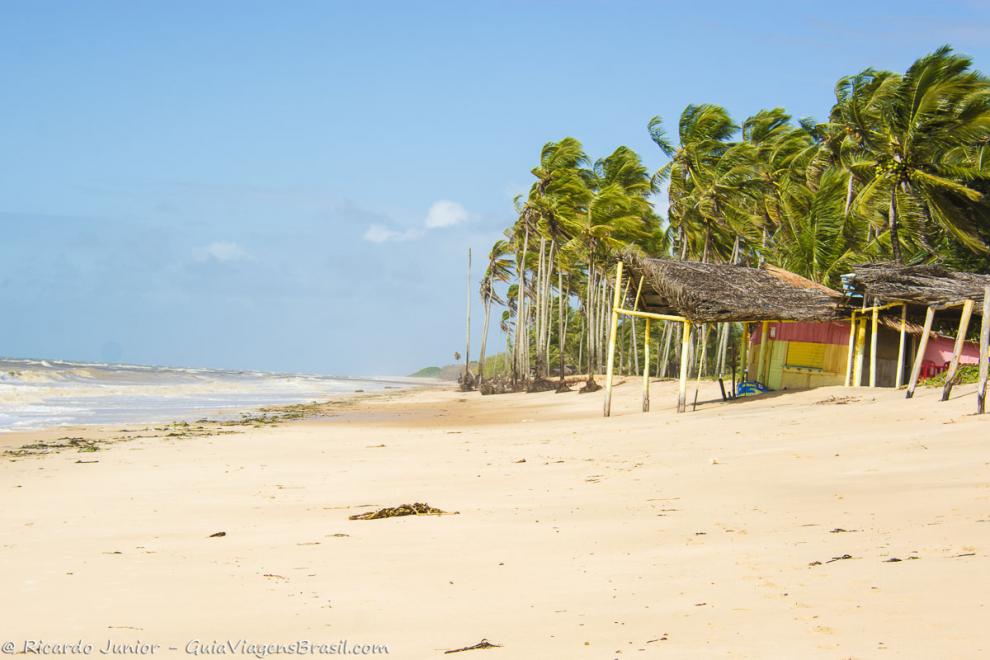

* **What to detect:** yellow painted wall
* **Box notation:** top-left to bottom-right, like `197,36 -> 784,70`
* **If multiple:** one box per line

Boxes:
747,339 -> 849,390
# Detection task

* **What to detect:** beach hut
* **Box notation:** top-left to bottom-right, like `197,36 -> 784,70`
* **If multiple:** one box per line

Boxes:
605,253 -> 847,414
845,263 -> 990,411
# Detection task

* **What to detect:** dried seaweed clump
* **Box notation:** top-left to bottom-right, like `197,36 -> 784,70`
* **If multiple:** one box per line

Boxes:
348,503 -> 458,520
444,638 -> 502,654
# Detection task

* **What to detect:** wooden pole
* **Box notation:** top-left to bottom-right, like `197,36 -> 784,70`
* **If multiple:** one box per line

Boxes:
603,262 -> 623,417
941,299 -> 975,402
906,306 -> 935,399
844,312 -> 857,387
853,317 -> 867,387
677,320 -> 692,413
978,288 -> 990,414
465,247 -> 472,385
895,304 -> 907,388
642,318 -> 651,412
756,321 -> 769,384
869,307 -> 879,388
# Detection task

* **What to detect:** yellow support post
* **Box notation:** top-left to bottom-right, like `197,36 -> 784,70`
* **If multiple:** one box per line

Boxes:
844,311 -> 857,387
869,307 -> 879,387
853,317 -> 867,387
906,306 -> 935,399
941,299 -> 975,402
895,304 -> 907,388
603,261 -> 623,417
978,288 -> 990,414
677,320 -> 692,413
642,318 -> 651,412
756,321 -> 770,384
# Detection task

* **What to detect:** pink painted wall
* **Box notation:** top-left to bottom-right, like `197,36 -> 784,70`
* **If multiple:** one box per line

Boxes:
923,335 -> 981,366
750,321 -> 851,346
748,321 -> 982,367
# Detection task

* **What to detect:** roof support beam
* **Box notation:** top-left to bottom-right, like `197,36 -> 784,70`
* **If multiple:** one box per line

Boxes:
941,299 -> 975,402
906,307 -> 936,399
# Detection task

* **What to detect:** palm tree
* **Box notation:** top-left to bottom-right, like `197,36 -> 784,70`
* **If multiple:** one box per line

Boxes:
854,46 -> 990,262
477,239 -> 513,386
563,146 -> 658,390
773,168 -> 874,285
524,138 -> 589,383
649,104 -> 736,261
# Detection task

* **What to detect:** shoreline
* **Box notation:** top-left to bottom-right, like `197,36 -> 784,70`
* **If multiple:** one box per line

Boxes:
1,378 -> 987,657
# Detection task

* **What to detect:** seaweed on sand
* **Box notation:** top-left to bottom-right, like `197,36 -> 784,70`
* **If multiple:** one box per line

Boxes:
348,503 -> 458,520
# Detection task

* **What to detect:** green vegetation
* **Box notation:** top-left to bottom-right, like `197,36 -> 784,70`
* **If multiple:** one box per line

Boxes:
474,46 -> 990,391
924,365 -> 981,387
410,366 -> 442,378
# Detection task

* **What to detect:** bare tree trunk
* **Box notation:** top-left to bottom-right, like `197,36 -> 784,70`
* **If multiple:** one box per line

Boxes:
463,248 -> 473,389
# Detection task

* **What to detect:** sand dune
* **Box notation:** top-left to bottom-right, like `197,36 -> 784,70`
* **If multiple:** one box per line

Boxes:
1,379 -> 987,658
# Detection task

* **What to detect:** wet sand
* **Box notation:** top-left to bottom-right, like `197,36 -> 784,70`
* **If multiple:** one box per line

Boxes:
1,379 -> 988,658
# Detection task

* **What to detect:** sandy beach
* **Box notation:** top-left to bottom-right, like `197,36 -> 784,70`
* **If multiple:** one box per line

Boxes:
1,380 -> 988,658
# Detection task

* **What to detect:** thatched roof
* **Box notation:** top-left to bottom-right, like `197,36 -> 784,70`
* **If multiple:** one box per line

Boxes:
621,252 -> 845,323
848,263 -> 990,308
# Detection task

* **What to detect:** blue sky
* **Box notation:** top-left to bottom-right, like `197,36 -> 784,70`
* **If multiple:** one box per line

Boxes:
1,1 -> 988,376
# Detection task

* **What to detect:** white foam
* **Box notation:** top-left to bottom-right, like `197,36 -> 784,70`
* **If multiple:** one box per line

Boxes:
0,357 -> 408,431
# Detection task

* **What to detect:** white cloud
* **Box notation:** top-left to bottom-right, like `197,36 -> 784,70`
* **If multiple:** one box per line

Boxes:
424,200 -> 470,229
363,200 -> 473,244
199,241 -> 251,262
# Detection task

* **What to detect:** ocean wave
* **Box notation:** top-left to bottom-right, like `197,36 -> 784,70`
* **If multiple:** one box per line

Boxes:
0,357 -> 410,431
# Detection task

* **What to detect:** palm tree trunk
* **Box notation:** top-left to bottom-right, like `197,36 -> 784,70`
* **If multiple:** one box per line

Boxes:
478,290 -> 492,385
533,236 -> 547,380
844,172 -> 855,217
659,321 -> 673,377
557,271 -> 569,390
514,226 -> 530,385
889,185 -> 902,264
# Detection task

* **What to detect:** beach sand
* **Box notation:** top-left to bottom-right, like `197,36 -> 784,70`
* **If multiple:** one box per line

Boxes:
1,379 -> 988,658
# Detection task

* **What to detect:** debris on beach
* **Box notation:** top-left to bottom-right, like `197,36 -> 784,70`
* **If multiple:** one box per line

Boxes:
815,395 -> 860,405
348,503 -> 458,520
444,639 -> 502,654
209,531 -> 227,538
6,436 -> 102,457
809,554 -> 853,567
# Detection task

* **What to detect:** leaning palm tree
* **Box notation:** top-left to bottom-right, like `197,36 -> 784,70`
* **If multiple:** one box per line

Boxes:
649,104 -> 736,261
523,138 -> 590,384
854,46 -> 990,262
564,148 -> 657,391
476,239 -> 513,386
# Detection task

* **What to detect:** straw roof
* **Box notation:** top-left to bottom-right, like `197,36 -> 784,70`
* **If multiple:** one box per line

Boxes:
621,252 -> 845,323
848,263 -> 990,307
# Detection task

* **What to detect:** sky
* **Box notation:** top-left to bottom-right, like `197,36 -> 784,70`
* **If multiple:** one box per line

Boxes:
1,0 -> 989,377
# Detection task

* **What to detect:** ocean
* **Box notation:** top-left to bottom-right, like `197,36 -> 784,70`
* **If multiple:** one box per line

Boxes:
0,357 -> 422,432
